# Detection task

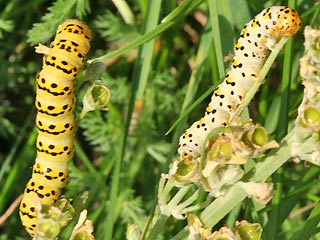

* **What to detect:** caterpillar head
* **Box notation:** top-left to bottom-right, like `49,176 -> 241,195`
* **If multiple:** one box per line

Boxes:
273,7 -> 302,37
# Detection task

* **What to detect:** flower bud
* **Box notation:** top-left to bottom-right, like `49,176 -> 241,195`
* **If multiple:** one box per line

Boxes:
169,160 -> 199,185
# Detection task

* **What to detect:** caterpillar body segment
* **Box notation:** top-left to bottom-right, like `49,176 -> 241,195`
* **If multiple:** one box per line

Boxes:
19,19 -> 91,236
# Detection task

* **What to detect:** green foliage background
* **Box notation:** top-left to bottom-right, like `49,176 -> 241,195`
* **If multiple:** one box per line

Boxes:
0,0 -> 319,239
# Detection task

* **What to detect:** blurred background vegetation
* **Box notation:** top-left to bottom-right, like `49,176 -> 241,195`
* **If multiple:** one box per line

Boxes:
0,0 -> 319,239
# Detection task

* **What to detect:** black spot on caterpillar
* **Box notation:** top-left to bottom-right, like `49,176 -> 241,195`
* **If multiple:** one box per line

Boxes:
178,6 -> 301,161
19,19 -> 91,236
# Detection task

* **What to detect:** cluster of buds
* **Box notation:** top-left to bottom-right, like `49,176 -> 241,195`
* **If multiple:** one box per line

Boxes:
291,26 -> 320,166
33,198 -> 75,239
167,121 -> 277,201
187,214 -> 262,240
33,198 -> 94,240
201,122 -> 277,198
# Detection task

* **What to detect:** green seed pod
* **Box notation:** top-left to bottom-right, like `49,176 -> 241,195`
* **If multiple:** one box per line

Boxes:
37,220 -> 61,239
304,107 -> 320,125
235,221 -> 262,240
172,160 -> 199,184
251,127 -> 268,147
242,126 -> 268,148
208,141 -> 233,160
81,84 -> 111,118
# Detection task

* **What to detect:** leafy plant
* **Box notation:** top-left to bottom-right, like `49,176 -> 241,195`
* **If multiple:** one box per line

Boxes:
0,0 -> 319,239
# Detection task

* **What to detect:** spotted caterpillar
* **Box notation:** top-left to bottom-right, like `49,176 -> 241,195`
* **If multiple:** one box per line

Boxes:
19,19 -> 91,236
178,6 -> 301,161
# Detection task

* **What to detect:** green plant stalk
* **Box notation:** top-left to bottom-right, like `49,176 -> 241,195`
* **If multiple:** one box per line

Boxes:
0,112 -> 33,184
145,209 -> 170,240
200,185 -> 248,228
103,1 -> 161,239
208,0 -> 226,79
145,177 -> 175,240
226,203 -> 242,227
267,1 -> 296,236
179,189 -> 202,214
160,0 -> 201,23
264,165 -> 284,238
88,0 -> 204,64
292,199 -> 320,240
310,3 -> 320,28
74,139 -> 98,176
146,178 -> 202,240
134,1 -> 161,100
122,0 -> 163,184
277,39 -> 293,139
0,125 -> 36,213
164,186 -> 191,214
169,131 -> 296,240
112,0 -> 135,25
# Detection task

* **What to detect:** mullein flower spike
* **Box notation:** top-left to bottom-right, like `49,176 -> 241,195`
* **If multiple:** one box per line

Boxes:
291,26 -> 320,166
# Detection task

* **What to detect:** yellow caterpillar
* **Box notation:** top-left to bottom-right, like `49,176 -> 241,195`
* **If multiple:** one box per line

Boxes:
178,6 -> 301,161
19,19 -> 91,236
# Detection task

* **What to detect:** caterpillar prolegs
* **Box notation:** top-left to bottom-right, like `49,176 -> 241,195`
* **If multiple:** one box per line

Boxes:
178,6 -> 301,161
19,19 -> 91,236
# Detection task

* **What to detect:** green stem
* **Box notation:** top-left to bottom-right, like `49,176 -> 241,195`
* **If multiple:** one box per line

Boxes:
88,0 -> 204,64
145,212 -> 170,240
200,185 -> 247,228
277,38 -> 293,139
112,0 -> 135,25
208,0 -> 225,79
251,130 -> 295,182
74,139 -> 98,175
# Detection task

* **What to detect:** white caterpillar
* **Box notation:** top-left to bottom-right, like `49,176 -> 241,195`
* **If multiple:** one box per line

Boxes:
178,6 -> 301,161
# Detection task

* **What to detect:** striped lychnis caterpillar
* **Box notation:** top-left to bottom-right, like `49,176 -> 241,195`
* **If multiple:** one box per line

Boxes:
178,6 -> 301,161
19,19 -> 91,236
